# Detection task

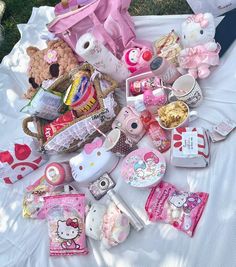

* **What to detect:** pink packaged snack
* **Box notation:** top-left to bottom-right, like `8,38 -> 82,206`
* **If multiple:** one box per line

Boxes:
44,194 -> 88,256
145,181 -> 209,236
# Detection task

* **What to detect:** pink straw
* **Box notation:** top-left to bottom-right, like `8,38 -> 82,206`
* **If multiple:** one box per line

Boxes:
88,122 -> 114,144
160,80 -> 186,94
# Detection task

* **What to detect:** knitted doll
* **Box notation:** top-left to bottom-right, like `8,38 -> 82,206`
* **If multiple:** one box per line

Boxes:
25,39 -> 79,99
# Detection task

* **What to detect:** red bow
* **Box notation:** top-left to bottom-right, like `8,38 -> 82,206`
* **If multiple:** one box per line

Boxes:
66,218 -> 78,228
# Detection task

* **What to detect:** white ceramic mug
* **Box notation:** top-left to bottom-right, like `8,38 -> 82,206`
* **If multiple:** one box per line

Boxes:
156,101 -> 198,131
169,74 -> 203,107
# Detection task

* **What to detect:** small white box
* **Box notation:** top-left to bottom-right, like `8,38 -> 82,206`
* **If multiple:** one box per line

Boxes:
170,127 -> 210,168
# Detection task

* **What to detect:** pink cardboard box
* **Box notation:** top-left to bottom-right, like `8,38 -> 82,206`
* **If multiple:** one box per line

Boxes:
170,127 -> 210,168
126,71 -> 156,106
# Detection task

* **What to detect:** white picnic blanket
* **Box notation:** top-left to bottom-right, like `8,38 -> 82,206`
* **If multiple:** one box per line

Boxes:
1,6 -> 236,267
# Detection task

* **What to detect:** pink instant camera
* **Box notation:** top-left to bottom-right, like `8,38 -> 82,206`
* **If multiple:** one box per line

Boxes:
112,107 -> 145,143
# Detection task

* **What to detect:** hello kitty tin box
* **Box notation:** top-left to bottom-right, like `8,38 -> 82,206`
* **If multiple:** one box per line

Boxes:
121,148 -> 166,188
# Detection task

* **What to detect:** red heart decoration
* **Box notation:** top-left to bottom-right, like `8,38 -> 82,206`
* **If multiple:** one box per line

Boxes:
15,144 -> 31,161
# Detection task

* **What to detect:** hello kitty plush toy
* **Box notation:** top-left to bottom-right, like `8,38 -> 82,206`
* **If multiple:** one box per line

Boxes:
122,47 -> 153,73
85,202 -> 130,249
178,13 -> 220,79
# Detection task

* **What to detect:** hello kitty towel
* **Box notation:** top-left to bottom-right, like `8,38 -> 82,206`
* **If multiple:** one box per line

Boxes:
44,194 -> 88,256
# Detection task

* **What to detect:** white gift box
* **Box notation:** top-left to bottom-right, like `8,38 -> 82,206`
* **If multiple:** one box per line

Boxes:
170,127 -> 210,168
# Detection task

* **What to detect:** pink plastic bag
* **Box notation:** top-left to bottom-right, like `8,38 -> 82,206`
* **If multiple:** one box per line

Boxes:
145,181 -> 209,236
48,0 -> 151,60
44,194 -> 88,256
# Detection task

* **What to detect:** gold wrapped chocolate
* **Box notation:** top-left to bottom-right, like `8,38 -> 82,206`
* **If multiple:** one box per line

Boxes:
154,30 -> 182,65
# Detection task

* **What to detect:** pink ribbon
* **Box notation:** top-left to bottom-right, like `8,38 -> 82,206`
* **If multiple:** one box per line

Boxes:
186,13 -> 209,28
84,138 -> 103,154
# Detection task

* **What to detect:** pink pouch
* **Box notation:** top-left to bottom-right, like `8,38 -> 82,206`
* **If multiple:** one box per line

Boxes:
48,0 -> 151,60
145,181 -> 209,236
44,194 -> 88,256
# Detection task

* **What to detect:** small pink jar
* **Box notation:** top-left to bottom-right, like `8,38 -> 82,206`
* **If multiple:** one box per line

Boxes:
45,162 -> 73,186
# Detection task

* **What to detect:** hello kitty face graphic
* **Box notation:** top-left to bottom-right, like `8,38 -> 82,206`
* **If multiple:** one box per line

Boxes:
57,218 -> 81,241
182,13 -> 215,48
169,192 -> 189,208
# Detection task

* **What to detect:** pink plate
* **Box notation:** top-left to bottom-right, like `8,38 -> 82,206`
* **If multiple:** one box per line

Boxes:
121,148 -> 166,188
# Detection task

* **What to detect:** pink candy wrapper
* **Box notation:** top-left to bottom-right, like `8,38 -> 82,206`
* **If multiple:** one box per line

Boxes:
44,194 -> 88,256
145,181 -> 209,236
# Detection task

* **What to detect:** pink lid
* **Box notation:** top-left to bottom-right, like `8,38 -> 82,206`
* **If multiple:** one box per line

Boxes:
121,148 -> 166,188
45,162 -> 65,186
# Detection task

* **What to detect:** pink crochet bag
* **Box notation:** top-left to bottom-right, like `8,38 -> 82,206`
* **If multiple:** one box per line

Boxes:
48,0 -> 151,60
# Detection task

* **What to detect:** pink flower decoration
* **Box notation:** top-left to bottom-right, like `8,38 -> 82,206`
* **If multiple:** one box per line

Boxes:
44,49 -> 58,64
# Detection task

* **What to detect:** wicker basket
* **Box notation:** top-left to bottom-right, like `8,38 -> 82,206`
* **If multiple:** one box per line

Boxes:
22,63 -> 120,153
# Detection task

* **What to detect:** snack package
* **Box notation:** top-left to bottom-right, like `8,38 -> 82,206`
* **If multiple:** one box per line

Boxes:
22,176 -> 54,219
171,127 -> 210,168
44,194 -> 88,256
21,88 -> 63,120
43,110 -> 77,141
145,181 -> 209,236
0,138 -> 48,184
154,30 -> 182,65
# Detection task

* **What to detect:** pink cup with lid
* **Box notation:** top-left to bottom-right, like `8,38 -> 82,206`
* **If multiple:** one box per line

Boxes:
45,162 -> 73,186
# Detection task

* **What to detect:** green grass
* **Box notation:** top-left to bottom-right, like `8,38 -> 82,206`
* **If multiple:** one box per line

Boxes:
0,0 -> 192,61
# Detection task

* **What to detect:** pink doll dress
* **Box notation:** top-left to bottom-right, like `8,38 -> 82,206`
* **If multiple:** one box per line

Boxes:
145,181 -> 209,236
44,194 -> 88,256
178,44 -> 221,69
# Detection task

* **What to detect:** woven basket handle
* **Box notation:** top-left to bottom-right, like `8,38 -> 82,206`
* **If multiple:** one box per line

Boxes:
100,73 -> 118,97
22,117 -> 41,139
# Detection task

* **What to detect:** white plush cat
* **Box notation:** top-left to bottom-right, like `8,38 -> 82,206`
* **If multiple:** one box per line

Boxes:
85,203 -> 130,249
178,13 -> 220,79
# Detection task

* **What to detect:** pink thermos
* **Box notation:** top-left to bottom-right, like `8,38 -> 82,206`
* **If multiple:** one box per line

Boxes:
150,57 -> 181,84
45,162 -> 73,186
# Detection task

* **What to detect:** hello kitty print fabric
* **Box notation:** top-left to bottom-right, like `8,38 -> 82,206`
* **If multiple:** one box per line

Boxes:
44,194 -> 88,256
145,181 -> 209,236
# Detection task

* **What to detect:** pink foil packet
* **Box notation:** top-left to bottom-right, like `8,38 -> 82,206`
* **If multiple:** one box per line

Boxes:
145,181 -> 209,236
44,194 -> 88,256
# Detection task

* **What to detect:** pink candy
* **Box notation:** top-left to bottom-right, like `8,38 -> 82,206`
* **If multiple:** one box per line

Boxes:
145,181 -> 209,236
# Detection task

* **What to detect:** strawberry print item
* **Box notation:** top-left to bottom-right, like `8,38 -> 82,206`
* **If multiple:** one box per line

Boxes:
145,181 -> 209,236
140,111 -> 171,153
0,139 -> 48,184
121,148 -> 166,188
44,194 -> 88,256
43,110 -> 77,141
171,127 -> 210,168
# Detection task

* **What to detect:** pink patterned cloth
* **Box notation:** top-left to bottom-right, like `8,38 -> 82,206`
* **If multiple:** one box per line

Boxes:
179,44 -> 220,69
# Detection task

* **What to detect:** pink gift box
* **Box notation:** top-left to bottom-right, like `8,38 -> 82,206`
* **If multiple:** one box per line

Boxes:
170,127 -> 210,168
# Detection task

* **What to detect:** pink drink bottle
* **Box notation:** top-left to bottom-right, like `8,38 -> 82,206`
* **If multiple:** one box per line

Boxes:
140,110 -> 171,153
150,57 -> 181,84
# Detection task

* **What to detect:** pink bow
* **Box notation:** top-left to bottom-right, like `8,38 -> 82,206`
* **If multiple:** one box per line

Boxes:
66,218 -> 78,228
187,13 -> 209,28
84,138 -> 103,154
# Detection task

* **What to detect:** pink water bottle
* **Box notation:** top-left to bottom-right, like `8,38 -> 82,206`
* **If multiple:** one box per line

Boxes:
45,162 -> 73,186
150,57 -> 181,84
140,110 -> 171,153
